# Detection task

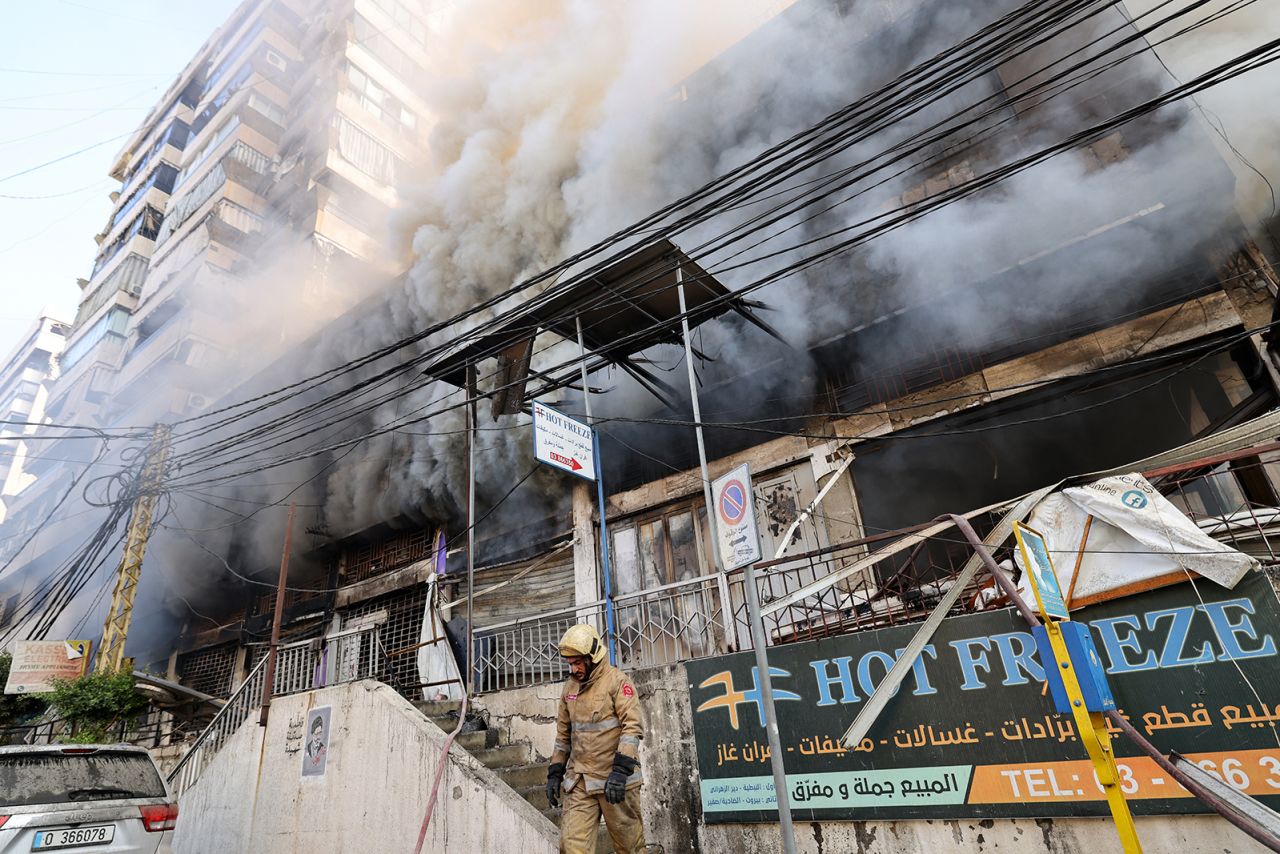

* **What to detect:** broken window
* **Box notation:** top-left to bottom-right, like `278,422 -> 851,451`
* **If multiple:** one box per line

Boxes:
609,501 -> 719,665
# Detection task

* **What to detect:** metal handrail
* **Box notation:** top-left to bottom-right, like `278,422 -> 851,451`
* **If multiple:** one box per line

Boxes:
166,655 -> 268,785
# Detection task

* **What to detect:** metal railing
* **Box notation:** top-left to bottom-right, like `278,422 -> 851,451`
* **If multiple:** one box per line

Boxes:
167,625 -> 384,796
1151,441 -> 1280,562
0,713 -> 198,749
472,573 -> 732,693
167,655 -> 269,797
730,512 -> 1005,648
467,511 -> 1009,694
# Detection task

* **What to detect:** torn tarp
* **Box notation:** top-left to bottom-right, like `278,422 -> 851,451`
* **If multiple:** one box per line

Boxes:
1015,473 -> 1257,608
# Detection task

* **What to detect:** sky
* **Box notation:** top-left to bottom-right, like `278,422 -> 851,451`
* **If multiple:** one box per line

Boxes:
0,0 -> 241,363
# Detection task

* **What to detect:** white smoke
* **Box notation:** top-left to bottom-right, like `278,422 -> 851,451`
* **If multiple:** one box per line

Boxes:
29,0 -> 1280,656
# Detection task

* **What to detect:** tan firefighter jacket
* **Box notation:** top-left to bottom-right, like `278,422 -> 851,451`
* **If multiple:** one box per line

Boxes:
550,660 -> 644,794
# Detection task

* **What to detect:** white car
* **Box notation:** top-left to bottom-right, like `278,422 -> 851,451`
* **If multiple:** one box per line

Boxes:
0,744 -> 177,853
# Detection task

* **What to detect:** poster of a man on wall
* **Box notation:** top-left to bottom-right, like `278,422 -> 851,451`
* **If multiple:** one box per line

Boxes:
302,706 -> 331,777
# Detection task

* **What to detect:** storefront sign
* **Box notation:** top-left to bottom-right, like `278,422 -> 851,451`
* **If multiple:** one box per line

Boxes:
688,572 -> 1280,821
4,640 -> 91,694
532,401 -> 595,480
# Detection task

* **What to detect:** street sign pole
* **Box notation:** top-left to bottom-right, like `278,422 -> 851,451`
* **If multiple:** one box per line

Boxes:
711,464 -> 796,854
742,559 -> 796,853
592,429 -> 617,665
1015,522 -> 1142,853
682,263 -> 793,850
577,316 -> 617,664
465,365 -> 478,697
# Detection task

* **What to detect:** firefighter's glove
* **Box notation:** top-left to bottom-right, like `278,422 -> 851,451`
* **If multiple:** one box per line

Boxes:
546,762 -> 565,808
604,753 -> 637,804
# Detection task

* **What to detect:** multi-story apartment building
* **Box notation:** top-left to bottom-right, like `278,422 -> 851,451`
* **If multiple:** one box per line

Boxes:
0,312 -> 69,525
0,0 -> 442,645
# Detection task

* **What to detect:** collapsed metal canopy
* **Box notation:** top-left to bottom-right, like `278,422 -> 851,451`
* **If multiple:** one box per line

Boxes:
422,239 -> 780,410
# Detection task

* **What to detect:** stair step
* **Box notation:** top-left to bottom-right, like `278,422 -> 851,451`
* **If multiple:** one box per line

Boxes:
414,699 -> 462,717
518,784 -> 550,811
495,762 -> 545,790
455,728 -> 499,751
475,741 -> 529,768
424,714 -> 454,732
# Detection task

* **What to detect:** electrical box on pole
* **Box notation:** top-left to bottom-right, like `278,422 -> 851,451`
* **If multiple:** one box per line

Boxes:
96,424 -> 172,673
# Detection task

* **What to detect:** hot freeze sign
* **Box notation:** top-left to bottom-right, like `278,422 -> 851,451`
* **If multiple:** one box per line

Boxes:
688,572 -> 1280,822
532,401 -> 595,481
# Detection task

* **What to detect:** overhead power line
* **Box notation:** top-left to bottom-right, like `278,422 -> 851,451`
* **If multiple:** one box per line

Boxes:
156,0 -> 1253,480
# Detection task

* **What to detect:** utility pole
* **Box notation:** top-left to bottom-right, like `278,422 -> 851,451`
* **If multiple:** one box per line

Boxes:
96,423 -> 172,673
259,502 -> 296,726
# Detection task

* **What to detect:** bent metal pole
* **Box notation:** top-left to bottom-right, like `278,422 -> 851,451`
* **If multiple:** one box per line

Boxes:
677,266 -> 797,854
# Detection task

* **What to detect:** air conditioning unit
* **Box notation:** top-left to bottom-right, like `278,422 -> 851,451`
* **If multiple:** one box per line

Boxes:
184,393 -> 210,412
264,49 -> 288,73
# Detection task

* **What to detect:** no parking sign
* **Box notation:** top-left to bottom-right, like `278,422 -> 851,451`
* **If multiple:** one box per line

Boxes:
711,463 -> 761,571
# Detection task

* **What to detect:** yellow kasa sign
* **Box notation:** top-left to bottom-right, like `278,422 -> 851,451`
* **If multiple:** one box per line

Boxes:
4,640 -> 92,694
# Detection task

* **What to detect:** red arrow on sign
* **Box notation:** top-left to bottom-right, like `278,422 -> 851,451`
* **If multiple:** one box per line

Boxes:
549,452 -> 583,471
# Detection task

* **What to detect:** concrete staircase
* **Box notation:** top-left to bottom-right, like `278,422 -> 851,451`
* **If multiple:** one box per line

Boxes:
415,699 -> 615,852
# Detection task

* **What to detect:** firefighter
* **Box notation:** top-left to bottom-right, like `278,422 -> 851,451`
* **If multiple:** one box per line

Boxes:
545,623 -> 645,853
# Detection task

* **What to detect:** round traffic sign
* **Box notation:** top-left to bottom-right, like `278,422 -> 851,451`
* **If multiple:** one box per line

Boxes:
719,479 -> 748,526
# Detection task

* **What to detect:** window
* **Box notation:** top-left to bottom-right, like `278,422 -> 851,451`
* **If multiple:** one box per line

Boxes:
91,206 -> 163,278
0,750 -> 166,808
11,381 -> 40,402
120,120 -> 190,187
371,0 -> 430,47
610,498 -> 716,596
176,116 -> 241,190
202,18 -> 266,99
75,254 -> 148,326
109,163 -> 179,231
190,64 -> 254,137
353,14 -> 425,86
247,92 -> 286,125
346,62 -> 418,134
334,115 -> 403,184
61,307 -> 130,370
158,163 -> 228,246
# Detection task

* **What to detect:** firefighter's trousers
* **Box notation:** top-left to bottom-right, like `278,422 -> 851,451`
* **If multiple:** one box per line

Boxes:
560,782 -> 645,853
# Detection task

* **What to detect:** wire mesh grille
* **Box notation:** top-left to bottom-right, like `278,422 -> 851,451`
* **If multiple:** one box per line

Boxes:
177,642 -> 237,698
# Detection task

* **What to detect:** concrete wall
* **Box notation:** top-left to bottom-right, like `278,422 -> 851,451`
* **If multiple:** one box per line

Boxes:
172,680 -> 557,854
481,665 -> 1268,853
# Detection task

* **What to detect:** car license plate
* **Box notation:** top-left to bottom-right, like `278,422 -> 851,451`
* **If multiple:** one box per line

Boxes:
31,826 -> 115,850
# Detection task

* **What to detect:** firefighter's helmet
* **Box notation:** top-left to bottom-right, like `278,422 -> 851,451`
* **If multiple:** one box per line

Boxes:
558,623 -> 606,664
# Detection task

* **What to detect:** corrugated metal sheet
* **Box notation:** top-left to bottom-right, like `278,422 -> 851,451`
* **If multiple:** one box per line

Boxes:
467,552 -> 576,628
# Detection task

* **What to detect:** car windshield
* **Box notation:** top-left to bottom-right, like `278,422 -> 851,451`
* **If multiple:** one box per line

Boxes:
0,751 -> 166,808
